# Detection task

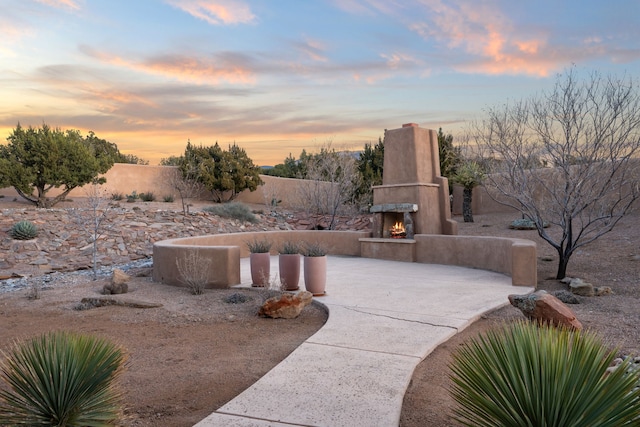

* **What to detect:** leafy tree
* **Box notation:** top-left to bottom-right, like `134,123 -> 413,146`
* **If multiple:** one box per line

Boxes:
262,151 -> 309,178
437,128 -> 461,189
451,160 -> 485,223
1,124 -> 116,208
472,68 -> 640,279
178,141 -> 262,203
160,155 -> 182,166
114,153 -> 148,165
354,137 -> 384,207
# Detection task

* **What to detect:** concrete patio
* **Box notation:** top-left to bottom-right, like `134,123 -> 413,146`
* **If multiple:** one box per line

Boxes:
195,255 -> 534,427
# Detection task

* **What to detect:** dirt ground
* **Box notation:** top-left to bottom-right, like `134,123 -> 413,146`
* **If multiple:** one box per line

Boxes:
1,195 -> 639,426
400,211 -> 640,426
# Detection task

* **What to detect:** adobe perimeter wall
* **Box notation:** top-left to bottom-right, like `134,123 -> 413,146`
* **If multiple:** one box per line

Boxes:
0,164 -> 329,210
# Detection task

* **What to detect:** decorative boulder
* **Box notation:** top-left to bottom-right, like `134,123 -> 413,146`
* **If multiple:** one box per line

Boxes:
508,290 -> 583,330
568,278 -> 595,297
259,291 -> 313,319
103,269 -> 130,295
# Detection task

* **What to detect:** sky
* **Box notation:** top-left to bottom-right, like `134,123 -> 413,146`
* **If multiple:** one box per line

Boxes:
1,0 -> 639,166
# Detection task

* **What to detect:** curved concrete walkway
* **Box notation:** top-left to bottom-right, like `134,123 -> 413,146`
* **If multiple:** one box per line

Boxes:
195,256 -> 533,427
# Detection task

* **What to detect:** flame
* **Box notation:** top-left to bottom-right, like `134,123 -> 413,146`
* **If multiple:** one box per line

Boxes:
390,221 -> 406,238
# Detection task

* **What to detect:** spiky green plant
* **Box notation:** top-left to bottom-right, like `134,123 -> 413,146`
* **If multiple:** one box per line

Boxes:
449,320 -> 640,426
9,220 -> 38,240
0,331 -> 127,426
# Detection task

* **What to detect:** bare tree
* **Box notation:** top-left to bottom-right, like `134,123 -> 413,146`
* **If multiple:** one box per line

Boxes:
296,144 -> 360,230
163,166 -> 204,216
69,182 -> 115,280
472,68 -> 640,279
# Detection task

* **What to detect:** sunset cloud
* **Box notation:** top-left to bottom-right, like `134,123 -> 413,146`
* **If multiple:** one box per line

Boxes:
165,0 -> 255,25
36,0 -> 81,11
293,38 -> 329,63
79,45 -> 256,85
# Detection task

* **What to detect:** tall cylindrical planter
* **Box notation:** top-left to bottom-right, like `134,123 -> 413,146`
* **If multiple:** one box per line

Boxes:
279,254 -> 300,291
303,255 -> 327,296
250,253 -> 270,286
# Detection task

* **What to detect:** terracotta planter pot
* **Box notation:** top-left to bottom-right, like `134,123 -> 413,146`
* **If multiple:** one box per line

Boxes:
303,255 -> 326,296
278,254 -> 300,291
250,253 -> 270,286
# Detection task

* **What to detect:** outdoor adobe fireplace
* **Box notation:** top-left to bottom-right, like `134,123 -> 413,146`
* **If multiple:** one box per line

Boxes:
360,123 -> 457,262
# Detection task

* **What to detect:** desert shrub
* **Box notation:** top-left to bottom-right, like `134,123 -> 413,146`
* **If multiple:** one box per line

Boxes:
246,239 -> 272,253
301,242 -> 327,257
509,218 -> 549,230
0,331 -> 126,426
138,191 -> 155,202
163,194 -> 175,203
126,190 -> 138,203
203,202 -> 258,223
449,320 -> 640,426
279,241 -> 300,254
176,250 -> 211,295
9,220 -> 38,240
110,192 -> 124,201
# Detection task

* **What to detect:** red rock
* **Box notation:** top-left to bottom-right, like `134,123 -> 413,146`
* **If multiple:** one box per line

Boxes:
259,291 -> 313,319
508,291 -> 583,330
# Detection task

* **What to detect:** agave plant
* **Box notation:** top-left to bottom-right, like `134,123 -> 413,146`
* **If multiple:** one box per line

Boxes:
9,220 -> 38,240
0,331 -> 127,426
449,320 -> 640,427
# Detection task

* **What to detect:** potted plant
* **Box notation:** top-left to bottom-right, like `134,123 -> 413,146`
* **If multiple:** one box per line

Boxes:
302,242 -> 327,296
279,241 -> 300,291
247,239 -> 272,287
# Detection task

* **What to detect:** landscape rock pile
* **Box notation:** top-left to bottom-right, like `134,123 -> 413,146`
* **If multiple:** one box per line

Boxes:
0,204 -> 372,280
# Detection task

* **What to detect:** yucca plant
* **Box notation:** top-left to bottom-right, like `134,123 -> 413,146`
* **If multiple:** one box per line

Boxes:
0,331 -> 127,426
449,320 -> 640,426
9,220 -> 38,240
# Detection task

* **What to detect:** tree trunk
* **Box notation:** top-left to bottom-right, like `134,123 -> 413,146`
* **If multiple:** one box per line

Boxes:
556,250 -> 570,280
462,187 -> 474,223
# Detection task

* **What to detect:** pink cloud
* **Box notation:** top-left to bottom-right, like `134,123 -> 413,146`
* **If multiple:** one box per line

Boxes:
35,0 -> 81,10
410,1 -> 556,76
296,37 -> 329,62
165,0 -> 255,25
80,45 -> 256,85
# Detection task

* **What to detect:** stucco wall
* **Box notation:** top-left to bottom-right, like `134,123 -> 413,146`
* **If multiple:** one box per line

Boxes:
153,230 -> 537,288
0,164 -> 332,210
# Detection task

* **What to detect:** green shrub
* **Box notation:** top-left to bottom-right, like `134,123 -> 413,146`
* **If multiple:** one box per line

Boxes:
203,202 -> 258,223
9,220 -> 38,240
302,242 -> 327,257
279,241 -> 300,254
246,238 -> 272,253
509,218 -> 549,230
163,194 -> 175,203
0,331 -> 127,426
126,190 -> 138,203
138,191 -> 156,202
449,320 -> 640,426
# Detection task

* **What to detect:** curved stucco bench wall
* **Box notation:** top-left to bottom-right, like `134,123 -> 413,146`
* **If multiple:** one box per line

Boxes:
153,230 -> 537,289
152,230 -> 371,288
414,235 -> 537,287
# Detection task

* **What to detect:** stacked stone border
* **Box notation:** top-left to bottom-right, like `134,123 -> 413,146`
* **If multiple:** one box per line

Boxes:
153,230 -> 536,288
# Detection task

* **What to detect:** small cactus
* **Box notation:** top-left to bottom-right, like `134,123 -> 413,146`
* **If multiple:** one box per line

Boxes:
10,220 -> 38,240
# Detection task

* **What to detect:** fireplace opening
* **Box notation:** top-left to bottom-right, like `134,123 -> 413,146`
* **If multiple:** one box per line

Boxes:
390,221 -> 406,239
382,212 -> 413,239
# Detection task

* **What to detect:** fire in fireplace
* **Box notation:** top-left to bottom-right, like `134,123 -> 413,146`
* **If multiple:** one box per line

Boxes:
390,221 -> 406,239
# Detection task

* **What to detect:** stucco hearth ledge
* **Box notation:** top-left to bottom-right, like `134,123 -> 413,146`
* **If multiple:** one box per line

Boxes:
152,230 -> 536,289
